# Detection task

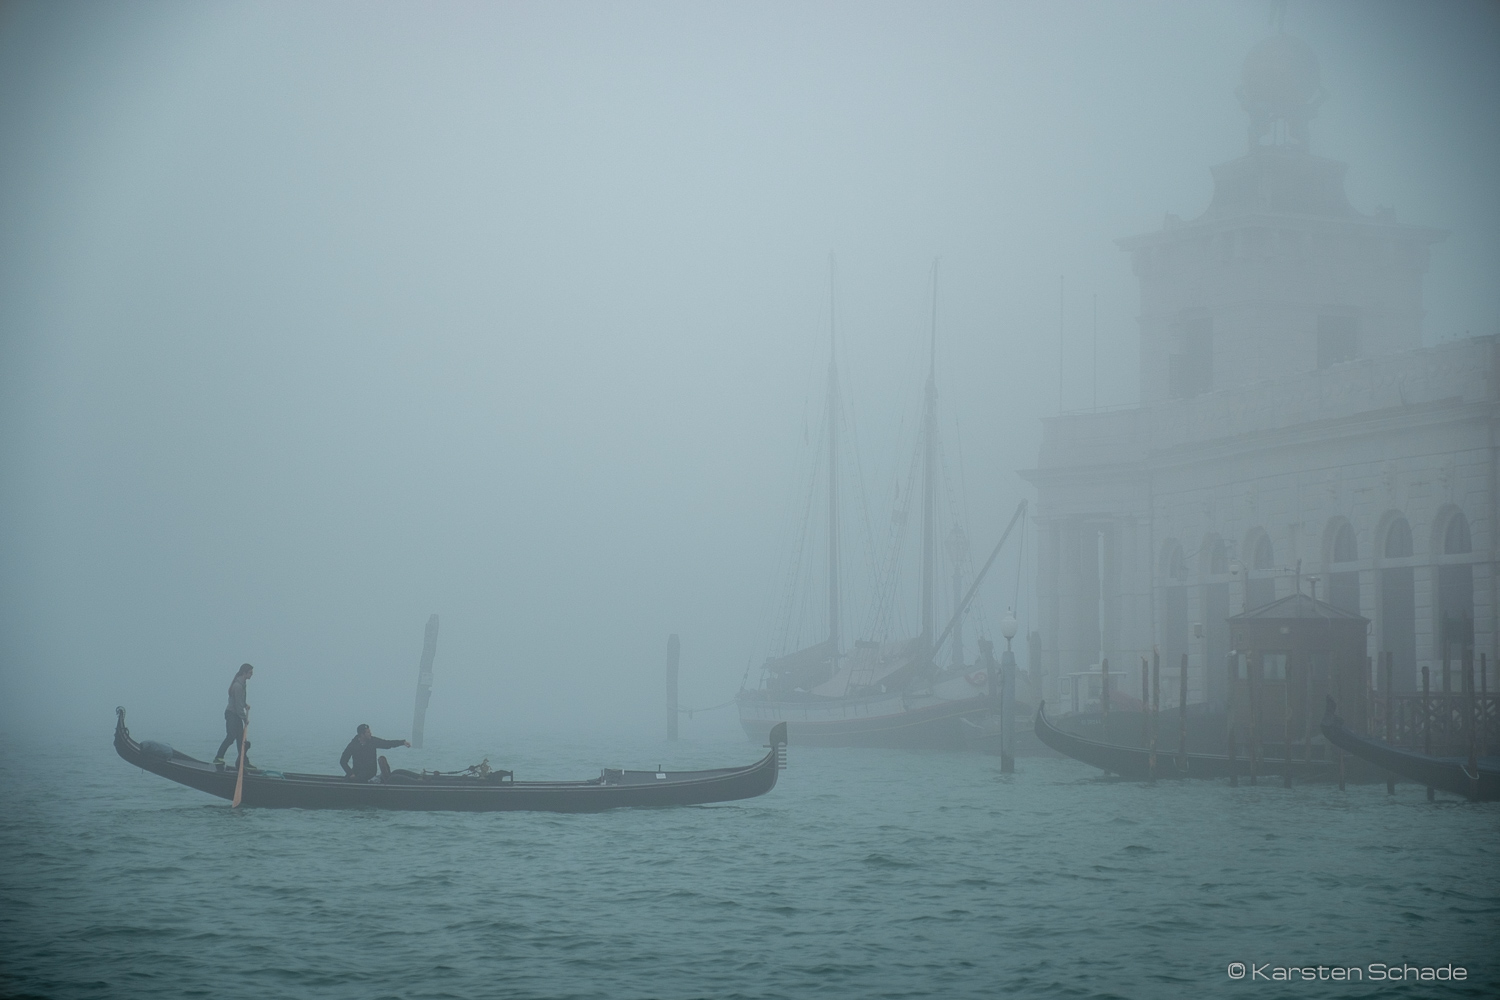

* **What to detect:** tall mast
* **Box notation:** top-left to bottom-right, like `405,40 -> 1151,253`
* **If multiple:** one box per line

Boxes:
921,260 -> 938,650
826,255 -> 841,659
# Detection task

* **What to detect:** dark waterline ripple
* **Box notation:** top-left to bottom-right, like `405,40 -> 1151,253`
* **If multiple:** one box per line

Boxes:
1,728 -> 1497,999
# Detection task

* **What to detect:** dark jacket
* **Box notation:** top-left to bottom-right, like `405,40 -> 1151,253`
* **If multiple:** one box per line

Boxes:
226,676 -> 249,724
340,734 -> 406,780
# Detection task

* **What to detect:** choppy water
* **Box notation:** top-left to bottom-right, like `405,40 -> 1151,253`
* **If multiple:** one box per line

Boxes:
2,721 -> 1498,1000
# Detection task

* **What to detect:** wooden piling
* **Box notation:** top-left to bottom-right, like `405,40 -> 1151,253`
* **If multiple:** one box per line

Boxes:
1422,663 -> 1432,801
1227,652 -> 1238,787
1303,658 -> 1313,767
1384,652 -> 1395,795
1149,650 -> 1159,780
1000,648 -> 1015,774
1482,652 -> 1490,759
1141,655 -> 1150,749
1465,647 -> 1479,801
1362,653 -> 1372,737
1249,652 -> 1260,786
666,633 -> 680,741
1282,659 -> 1292,789
410,613 -> 440,749
1178,652 -> 1187,772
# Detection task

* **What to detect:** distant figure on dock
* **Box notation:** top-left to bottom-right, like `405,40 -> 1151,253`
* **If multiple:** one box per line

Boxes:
341,724 -> 410,782
213,663 -> 253,769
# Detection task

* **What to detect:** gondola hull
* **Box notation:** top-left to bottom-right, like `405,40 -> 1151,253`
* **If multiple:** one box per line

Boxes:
115,708 -> 785,811
1034,701 -> 1338,781
1320,697 -> 1499,801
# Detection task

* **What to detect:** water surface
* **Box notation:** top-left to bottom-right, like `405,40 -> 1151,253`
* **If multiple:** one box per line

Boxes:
2,723 -> 1496,999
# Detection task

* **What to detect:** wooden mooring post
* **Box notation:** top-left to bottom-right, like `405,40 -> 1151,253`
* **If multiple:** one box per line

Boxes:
666,634 -> 680,741
1303,659 -> 1314,768
1249,653 -> 1260,786
1177,652 -> 1187,772
410,613 -> 439,749
1282,660 -> 1292,789
1384,652 -> 1395,795
1422,664 -> 1433,801
1226,652 -> 1238,787
1141,656 -> 1150,749
1000,644 -> 1016,774
1149,650 -> 1159,780
1482,652 -> 1490,758
1465,648 -> 1479,801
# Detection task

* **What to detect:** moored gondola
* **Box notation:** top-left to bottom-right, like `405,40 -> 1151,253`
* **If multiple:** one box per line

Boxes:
114,708 -> 786,811
1034,700 -> 1338,781
1320,697 -> 1498,802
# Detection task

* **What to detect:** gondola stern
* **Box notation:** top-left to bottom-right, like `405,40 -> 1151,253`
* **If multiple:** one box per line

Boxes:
114,705 -> 136,760
1319,696 -> 1350,749
768,722 -> 788,769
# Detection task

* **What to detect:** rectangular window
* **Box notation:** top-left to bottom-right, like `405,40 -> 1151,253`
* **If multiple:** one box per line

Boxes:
1262,653 -> 1287,681
1317,314 -> 1359,368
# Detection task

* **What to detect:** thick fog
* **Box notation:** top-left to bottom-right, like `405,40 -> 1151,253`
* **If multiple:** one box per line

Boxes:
2,1 -> 1497,743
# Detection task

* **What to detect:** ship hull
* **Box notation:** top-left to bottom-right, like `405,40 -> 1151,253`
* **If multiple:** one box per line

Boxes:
738,678 -> 992,749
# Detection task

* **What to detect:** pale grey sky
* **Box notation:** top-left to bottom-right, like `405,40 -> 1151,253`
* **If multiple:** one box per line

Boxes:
2,0 -> 1496,739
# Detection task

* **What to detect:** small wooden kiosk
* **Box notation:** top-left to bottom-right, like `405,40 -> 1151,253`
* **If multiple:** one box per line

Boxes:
1228,593 -> 1370,763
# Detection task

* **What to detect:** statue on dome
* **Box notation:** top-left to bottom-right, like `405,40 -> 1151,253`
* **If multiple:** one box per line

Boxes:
1237,27 -> 1324,152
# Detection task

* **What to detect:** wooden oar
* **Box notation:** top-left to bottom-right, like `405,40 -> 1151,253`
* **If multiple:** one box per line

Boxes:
232,721 -> 248,808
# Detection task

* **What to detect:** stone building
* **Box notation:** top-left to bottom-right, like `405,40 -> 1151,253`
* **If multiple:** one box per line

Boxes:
1022,31 -> 1495,710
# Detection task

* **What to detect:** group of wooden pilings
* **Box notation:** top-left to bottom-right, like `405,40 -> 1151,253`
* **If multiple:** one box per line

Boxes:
1223,647 -> 1344,791
1385,649 -> 1490,802
1097,650 -> 1192,782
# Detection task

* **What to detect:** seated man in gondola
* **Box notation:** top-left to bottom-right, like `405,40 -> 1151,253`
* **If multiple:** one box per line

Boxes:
340,724 -> 411,782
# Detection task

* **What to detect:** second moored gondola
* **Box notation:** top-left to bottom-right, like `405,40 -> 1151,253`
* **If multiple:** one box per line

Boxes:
1034,701 -> 1339,781
1320,697 -> 1498,801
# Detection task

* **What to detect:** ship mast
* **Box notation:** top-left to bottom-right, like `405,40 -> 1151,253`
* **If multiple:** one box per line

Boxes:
826,256 -> 841,661
920,260 -> 938,653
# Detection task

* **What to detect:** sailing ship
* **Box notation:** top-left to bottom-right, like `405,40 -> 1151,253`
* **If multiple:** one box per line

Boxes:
737,266 -> 1024,749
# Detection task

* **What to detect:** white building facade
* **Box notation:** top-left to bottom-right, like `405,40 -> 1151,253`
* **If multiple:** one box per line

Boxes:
1023,32 -> 1496,709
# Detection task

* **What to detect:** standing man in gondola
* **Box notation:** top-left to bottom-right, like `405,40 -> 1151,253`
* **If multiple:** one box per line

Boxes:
213,662 -> 253,770
340,723 -> 410,782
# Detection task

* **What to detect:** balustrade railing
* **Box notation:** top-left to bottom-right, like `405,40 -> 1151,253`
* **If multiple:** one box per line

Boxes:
1372,693 -> 1498,758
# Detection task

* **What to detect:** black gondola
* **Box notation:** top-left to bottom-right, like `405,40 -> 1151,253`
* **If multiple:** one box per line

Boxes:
115,708 -> 786,811
1320,697 -> 1498,802
1034,701 -> 1338,781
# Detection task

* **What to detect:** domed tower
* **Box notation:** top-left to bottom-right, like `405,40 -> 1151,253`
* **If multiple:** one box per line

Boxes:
1118,30 -> 1446,404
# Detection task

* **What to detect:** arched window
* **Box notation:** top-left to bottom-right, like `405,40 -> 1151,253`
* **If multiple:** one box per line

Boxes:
1444,512 -> 1472,555
1168,546 -> 1187,582
1380,513 -> 1417,691
1384,518 -> 1413,559
1327,521 -> 1360,614
1253,535 -> 1274,570
1332,522 -> 1357,563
